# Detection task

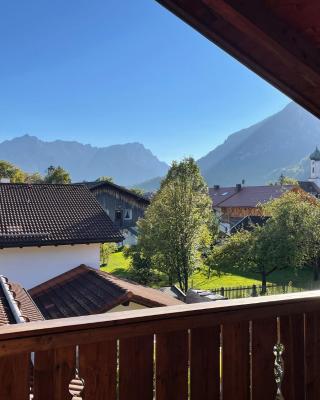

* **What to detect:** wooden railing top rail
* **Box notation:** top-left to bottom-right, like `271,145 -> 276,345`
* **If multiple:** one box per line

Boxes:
0,290 -> 320,357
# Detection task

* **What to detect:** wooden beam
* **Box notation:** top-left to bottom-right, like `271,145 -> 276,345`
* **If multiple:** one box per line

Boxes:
155,0 -> 320,118
1,291 -> 320,356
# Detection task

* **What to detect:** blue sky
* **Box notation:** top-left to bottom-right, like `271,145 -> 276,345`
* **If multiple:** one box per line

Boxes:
0,0 -> 289,162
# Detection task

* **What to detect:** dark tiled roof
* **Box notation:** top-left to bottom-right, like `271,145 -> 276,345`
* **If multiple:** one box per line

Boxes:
0,278 -> 43,326
84,181 -> 150,205
0,183 -> 123,248
230,216 -> 270,234
210,185 -> 295,208
299,181 -> 320,195
209,187 -> 238,207
29,265 -> 183,320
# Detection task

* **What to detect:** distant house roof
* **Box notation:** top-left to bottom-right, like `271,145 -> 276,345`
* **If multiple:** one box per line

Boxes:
209,185 -> 295,208
230,216 -> 270,234
209,186 -> 238,207
29,265 -> 182,320
84,181 -> 150,206
0,183 -> 123,248
299,181 -> 320,195
159,286 -> 186,302
0,277 -> 43,325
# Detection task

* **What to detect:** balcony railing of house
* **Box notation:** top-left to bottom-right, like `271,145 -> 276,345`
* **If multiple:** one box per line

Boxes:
0,290 -> 319,399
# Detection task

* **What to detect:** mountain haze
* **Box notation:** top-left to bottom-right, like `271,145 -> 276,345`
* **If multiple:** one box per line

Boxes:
198,102 -> 320,186
0,135 -> 169,185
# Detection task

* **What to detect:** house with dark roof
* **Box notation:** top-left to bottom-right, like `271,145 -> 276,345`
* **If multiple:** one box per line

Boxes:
29,265 -> 182,319
86,181 -> 150,245
0,183 -> 123,288
209,184 -> 296,233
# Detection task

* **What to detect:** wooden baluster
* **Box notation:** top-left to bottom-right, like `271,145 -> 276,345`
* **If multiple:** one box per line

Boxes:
0,353 -> 30,399
222,321 -> 250,399
252,318 -> 277,400
34,350 -> 55,400
119,335 -> 154,400
156,330 -> 189,400
79,340 -> 117,400
280,314 -> 305,399
190,326 -> 220,400
305,312 -> 320,399
34,346 -> 75,400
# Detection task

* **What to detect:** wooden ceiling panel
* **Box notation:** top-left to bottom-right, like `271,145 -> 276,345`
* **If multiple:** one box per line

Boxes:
265,0 -> 320,47
156,0 -> 320,118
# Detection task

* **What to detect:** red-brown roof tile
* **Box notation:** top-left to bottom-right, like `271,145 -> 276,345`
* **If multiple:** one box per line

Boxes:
0,279 -> 43,326
210,185 -> 295,208
29,265 -> 183,320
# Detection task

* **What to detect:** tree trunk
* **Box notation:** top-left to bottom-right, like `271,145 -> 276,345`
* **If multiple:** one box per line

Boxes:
184,275 -> 188,294
261,270 -> 267,295
313,258 -> 319,281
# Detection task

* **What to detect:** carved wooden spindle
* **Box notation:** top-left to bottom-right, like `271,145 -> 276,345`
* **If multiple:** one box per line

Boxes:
69,368 -> 84,399
273,343 -> 285,400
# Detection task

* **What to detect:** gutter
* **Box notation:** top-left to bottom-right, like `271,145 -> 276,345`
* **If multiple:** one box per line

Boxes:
0,276 -> 27,324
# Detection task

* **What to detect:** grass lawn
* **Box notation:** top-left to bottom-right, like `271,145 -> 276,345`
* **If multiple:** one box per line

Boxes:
101,251 -> 315,290
100,250 -> 131,279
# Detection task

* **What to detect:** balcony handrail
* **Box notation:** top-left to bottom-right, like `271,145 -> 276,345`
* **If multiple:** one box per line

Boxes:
0,290 -> 320,357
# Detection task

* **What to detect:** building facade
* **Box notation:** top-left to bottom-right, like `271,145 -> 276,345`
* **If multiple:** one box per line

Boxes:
87,181 -> 150,245
0,183 -> 123,288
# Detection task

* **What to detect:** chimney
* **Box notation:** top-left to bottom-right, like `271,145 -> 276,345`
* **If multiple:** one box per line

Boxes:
213,185 -> 220,190
0,178 -> 10,183
236,183 -> 242,191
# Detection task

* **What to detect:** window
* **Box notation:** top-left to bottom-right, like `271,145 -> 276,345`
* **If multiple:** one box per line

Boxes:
115,210 -> 122,221
124,209 -> 132,220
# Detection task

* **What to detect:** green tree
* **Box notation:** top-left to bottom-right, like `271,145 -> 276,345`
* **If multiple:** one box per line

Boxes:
25,172 -> 44,183
269,174 -> 299,186
208,191 -> 320,293
96,176 -> 113,183
123,245 -> 154,285
44,166 -> 71,184
130,187 -> 145,197
264,190 -> 320,281
0,160 -> 26,183
137,158 -> 216,292
100,243 -> 118,267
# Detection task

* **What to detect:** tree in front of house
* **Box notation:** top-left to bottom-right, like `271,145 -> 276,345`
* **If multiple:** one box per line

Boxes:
0,160 -> 26,183
100,243 -> 118,267
263,190 -> 320,281
44,166 -> 71,184
123,244 -> 154,285
136,158 -> 216,293
207,190 -> 320,293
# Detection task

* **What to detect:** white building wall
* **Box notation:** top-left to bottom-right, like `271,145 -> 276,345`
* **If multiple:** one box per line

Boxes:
309,160 -> 320,188
0,244 -> 100,289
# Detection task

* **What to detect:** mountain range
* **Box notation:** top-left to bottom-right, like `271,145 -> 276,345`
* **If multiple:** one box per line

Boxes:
0,135 -> 168,186
0,102 -> 319,189
197,102 -> 320,186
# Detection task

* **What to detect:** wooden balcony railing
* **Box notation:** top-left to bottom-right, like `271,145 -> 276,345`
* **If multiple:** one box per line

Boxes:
0,290 -> 320,399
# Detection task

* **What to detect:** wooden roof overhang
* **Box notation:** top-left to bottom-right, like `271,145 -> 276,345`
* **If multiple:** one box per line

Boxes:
156,0 -> 320,118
